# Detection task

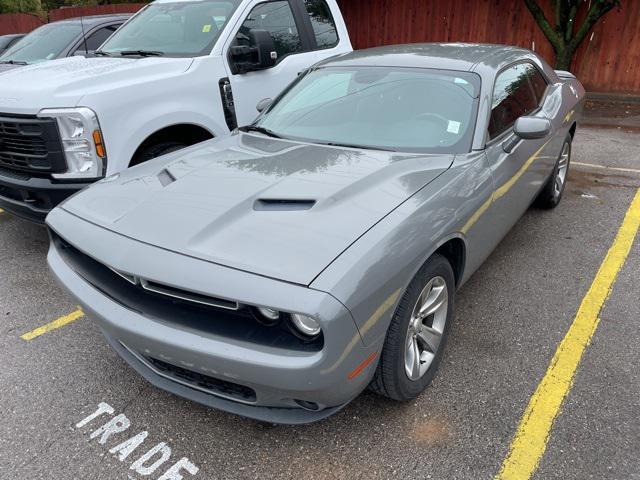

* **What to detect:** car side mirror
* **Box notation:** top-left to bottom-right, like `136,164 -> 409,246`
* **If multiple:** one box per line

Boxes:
229,29 -> 277,74
503,116 -> 551,152
256,97 -> 272,113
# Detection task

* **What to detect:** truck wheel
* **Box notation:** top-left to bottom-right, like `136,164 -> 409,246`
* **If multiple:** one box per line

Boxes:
534,134 -> 571,209
369,254 -> 455,401
131,141 -> 187,166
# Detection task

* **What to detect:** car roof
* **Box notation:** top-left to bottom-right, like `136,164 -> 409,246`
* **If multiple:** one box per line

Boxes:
0,33 -> 24,39
53,13 -> 132,26
316,43 -> 535,73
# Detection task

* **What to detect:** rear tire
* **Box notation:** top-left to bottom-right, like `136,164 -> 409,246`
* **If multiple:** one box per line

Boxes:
130,141 -> 186,167
534,134 -> 571,209
370,254 -> 455,401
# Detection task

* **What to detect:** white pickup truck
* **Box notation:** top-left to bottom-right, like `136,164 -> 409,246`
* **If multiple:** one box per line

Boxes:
0,0 -> 352,222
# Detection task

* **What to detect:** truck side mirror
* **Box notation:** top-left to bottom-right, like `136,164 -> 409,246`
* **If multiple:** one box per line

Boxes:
256,97 -> 272,113
229,29 -> 277,74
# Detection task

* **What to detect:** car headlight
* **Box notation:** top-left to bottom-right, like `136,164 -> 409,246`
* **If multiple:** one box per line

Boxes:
38,107 -> 106,180
290,313 -> 321,338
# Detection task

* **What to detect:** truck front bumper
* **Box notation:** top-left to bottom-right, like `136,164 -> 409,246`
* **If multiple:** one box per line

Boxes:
0,169 -> 87,223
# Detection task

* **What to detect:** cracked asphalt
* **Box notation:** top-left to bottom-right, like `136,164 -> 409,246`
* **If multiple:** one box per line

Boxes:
0,125 -> 639,479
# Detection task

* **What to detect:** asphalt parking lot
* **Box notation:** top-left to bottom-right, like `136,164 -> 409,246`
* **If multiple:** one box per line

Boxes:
1,125 -> 639,480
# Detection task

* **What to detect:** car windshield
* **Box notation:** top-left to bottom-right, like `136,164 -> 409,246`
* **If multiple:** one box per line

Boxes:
0,23 -> 81,64
256,66 -> 481,153
100,0 -> 241,57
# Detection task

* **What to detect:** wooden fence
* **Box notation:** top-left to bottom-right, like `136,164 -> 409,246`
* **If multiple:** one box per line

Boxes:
1,1 -> 638,93
0,13 -> 43,36
337,0 -> 639,94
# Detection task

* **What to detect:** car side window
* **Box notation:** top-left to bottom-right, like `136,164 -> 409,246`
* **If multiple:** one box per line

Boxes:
74,25 -> 119,55
236,1 -> 303,60
489,63 -> 539,140
526,64 -> 548,104
304,0 -> 338,49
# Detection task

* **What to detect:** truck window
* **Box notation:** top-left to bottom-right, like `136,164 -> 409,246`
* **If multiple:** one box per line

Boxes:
99,0 -> 242,57
73,25 -> 119,55
236,1 -> 303,60
304,0 -> 338,49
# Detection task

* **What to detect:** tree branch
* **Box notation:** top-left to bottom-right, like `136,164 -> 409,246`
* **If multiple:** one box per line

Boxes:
523,0 -> 563,52
570,0 -> 619,49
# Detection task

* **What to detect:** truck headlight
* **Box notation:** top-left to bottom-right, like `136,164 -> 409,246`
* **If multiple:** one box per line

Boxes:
38,107 -> 106,180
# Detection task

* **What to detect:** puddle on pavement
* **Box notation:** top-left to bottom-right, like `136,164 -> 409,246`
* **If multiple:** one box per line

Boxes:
567,169 -> 640,198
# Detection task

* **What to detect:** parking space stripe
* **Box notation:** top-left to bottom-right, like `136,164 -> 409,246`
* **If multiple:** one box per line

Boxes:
20,308 -> 85,341
573,161 -> 640,174
495,188 -> 640,480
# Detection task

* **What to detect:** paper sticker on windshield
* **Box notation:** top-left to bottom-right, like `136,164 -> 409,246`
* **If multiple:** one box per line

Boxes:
447,120 -> 461,134
202,24 -> 212,33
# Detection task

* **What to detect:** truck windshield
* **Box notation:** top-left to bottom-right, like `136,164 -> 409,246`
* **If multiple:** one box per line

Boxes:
255,67 -> 481,154
0,23 -> 82,64
100,0 -> 241,57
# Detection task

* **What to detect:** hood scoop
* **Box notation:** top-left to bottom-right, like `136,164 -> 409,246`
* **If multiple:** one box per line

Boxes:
253,199 -> 316,211
157,169 -> 176,187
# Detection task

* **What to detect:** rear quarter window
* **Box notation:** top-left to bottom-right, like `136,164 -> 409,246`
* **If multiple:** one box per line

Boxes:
304,0 -> 338,49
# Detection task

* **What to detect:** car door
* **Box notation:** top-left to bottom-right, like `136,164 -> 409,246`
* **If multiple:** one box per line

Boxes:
222,0 -> 342,126
483,62 -> 554,235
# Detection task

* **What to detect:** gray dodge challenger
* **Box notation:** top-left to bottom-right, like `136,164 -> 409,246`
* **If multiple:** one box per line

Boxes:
46,44 -> 584,423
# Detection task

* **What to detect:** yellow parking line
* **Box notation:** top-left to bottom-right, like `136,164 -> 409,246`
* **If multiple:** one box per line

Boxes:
20,308 -> 85,341
0,208 -> 4,214
572,161 -> 640,175
496,188 -> 640,480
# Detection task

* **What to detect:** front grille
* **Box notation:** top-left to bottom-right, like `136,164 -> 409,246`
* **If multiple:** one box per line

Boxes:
0,114 -> 66,174
146,356 -> 257,403
51,231 -> 323,351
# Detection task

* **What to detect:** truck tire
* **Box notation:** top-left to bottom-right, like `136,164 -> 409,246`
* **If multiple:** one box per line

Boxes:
131,141 -> 187,166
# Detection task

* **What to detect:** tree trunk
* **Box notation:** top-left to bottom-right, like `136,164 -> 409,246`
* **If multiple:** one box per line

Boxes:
554,48 -> 574,70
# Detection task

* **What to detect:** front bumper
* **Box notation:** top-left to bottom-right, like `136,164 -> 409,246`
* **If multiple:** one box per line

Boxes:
0,170 -> 88,223
46,208 -> 377,424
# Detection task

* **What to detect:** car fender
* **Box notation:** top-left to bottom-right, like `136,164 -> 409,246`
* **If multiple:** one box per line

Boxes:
311,167 -> 475,347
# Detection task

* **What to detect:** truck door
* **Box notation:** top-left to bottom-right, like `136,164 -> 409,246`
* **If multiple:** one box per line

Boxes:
222,0 -> 343,127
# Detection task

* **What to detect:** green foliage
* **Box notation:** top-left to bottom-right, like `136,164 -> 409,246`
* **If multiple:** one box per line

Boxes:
0,0 -> 43,15
524,0 -> 621,70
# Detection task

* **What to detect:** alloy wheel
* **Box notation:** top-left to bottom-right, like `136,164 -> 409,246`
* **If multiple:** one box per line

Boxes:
404,276 -> 449,381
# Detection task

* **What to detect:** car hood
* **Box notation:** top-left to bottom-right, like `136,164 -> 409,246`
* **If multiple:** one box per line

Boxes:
59,133 -> 452,285
0,56 -> 193,114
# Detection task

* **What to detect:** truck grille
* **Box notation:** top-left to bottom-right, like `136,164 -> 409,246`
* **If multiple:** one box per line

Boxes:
0,114 -> 66,174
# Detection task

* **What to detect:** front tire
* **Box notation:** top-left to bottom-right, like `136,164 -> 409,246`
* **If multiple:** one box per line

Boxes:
130,141 -> 187,167
370,254 -> 455,401
535,134 -> 571,209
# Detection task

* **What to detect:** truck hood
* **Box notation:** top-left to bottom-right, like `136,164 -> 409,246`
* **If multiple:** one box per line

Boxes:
0,63 -> 22,74
59,133 -> 452,285
0,56 -> 193,114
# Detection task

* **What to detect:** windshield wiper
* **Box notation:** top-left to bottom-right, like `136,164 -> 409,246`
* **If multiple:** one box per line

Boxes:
323,141 -> 396,152
119,50 -> 164,57
0,60 -> 28,65
93,50 -> 112,57
239,125 -> 282,139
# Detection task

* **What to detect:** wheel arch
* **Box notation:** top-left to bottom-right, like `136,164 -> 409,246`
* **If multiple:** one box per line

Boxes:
433,236 -> 466,288
130,123 -> 215,166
